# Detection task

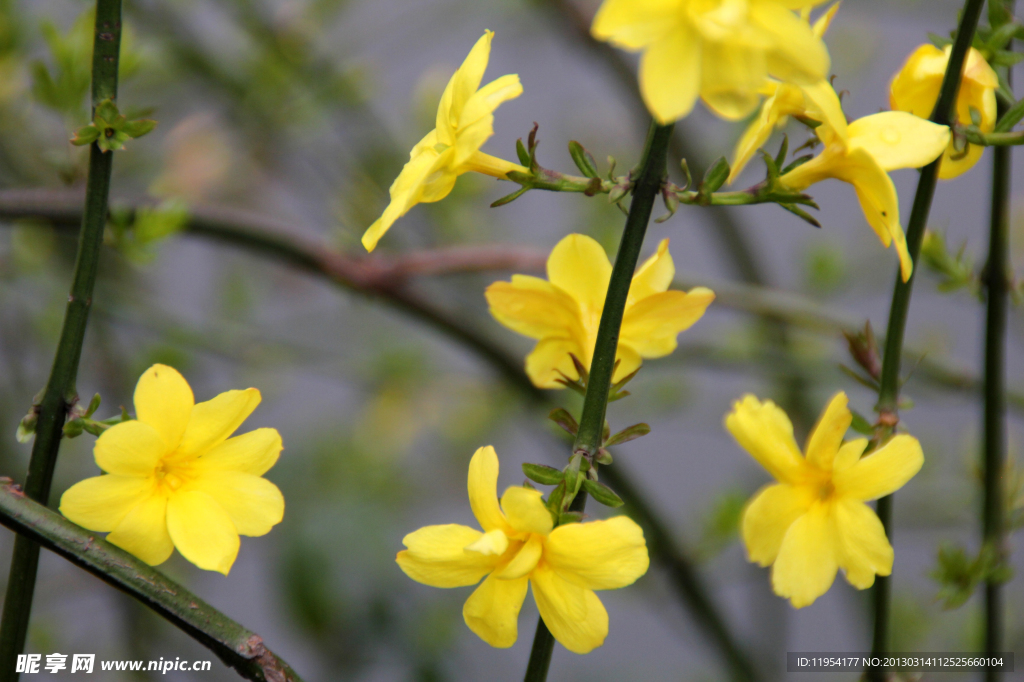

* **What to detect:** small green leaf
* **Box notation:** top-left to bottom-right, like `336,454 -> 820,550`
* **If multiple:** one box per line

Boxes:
558,511 -> 583,525
700,156 -> 730,194
516,138 -> 531,167
70,124 -> 100,146
122,118 -> 157,139
849,409 -> 874,436
605,423 -> 651,447
581,479 -> 624,508
778,202 -> 821,228
568,141 -> 599,178
523,463 -> 564,486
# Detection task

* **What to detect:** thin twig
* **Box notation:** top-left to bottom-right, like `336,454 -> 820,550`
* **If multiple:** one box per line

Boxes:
0,480 -> 303,682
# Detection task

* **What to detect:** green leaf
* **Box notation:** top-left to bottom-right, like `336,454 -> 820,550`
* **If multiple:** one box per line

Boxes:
568,140 -> 599,178
700,156 -> 730,194
548,408 -> 578,436
522,463 -> 564,486
558,512 -> 583,525
70,124 -> 100,146
516,138 -> 531,167
122,118 -> 157,139
604,423 -> 650,447
849,409 -> 875,436
581,479 -> 623,508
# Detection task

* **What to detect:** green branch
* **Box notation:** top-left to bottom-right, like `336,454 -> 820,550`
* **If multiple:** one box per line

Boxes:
868,0 -> 987,677
0,0 -> 123,676
958,124 -> 1024,146
0,480 -> 303,682
982,3 -> 1015,677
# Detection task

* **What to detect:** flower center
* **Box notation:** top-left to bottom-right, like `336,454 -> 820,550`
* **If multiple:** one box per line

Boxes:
817,478 -> 835,501
155,460 -> 188,492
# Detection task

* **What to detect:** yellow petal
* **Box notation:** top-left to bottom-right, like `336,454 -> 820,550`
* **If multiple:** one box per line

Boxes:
106,492 -> 174,566
752,1 -> 830,85
811,2 -> 840,38
620,287 -> 715,357
848,111 -> 950,172
531,563 -> 608,654
526,337 -> 586,390
730,91 -> 785,184
804,392 -> 851,470
939,139 -> 986,180
544,516 -> 649,589
500,486 -> 553,536
639,25 -> 702,123
725,395 -> 806,484
94,420 -> 165,477
590,0 -> 680,51
397,524 -> 498,588
185,471 -> 283,537
741,483 -> 812,567
771,503 -> 837,608
462,150 -> 528,179
628,239 -> 674,304
166,490 -> 240,574
699,40 -> 766,121
437,31 -> 493,137
833,434 -> 923,501
59,475 -> 153,532
546,234 -> 612,320
889,44 -> 945,119
463,572 -> 529,648
485,276 -> 583,341
362,142 -> 442,252
177,388 -> 261,460
453,74 -> 522,168
832,437 -> 869,474
610,344 -> 643,384
133,364 -> 194,449
800,80 -> 849,144
465,529 -> 509,557
496,533 -> 543,580
193,428 -> 283,476
832,498 -> 893,589
467,446 -> 512,534
842,149 -> 913,281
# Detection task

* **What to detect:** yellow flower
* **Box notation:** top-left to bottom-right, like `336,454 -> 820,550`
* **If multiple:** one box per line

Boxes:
729,3 -> 839,182
485,234 -> 715,389
591,0 -> 831,123
396,446 -> 649,652
60,365 -> 284,575
778,81 -> 951,281
890,44 -> 998,179
726,393 -> 923,608
362,30 -> 525,252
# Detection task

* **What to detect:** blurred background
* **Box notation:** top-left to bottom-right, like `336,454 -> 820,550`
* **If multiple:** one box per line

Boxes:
0,0 -> 1022,679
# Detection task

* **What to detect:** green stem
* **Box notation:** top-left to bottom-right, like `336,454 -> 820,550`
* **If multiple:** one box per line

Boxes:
522,121 -> 674,682
983,4 -> 1013,676
0,480 -> 303,682
961,126 -> 1024,145
868,0 -> 986,677
0,1 -> 122,675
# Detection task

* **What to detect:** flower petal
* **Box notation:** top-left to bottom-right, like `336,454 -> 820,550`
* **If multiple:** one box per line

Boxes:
454,74 -> 522,168
833,498 -> 893,589
465,529 -> 509,557
590,0 -> 679,51
699,40 -> 766,121
397,524 -> 498,588
463,572 -> 529,648
166,490 -> 240,575
194,428 -> 283,476
628,239 -> 675,303
184,471 -> 283,537
94,420 -> 165,477
546,234 -> 611,320
500,486 -> 553,536
611,344 -> 643,384
833,438 -> 869,475
440,31 -> 493,133
59,475 -> 153,532
639,25 -> 701,124
804,392 -> 851,471
544,516 -> 649,589
620,287 -> 715,357
771,503 -> 838,608
133,364 -> 194,449
753,1 -> 830,86
741,483 -> 813,567
848,111 -> 950,172
106,492 -> 174,566
833,434 -> 924,501
467,446 -> 512,534
496,533 -> 543,580
725,395 -> 805,484
842,149 -> 913,281
526,337 -> 587,389
485,276 -> 583,341
531,563 -> 608,654
362,141 -> 441,252
177,388 -> 261,460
